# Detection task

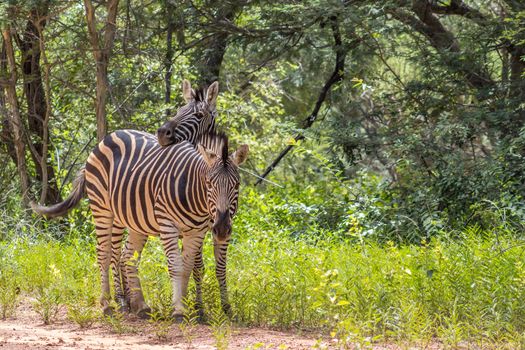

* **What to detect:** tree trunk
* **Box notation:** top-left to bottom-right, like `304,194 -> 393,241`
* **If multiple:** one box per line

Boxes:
165,0 -> 176,116
0,40 -> 18,165
84,0 -> 119,142
507,44 -> 525,134
19,7 -> 61,204
193,4 -> 240,86
2,28 -> 31,206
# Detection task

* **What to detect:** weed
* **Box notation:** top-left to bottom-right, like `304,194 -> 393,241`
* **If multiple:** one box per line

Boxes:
178,297 -> 199,348
102,305 -> 134,334
0,266 -> 20,319
148,310 -> 172,342
65,275 -> 99,328
3,227 -> 525,347
67,301 -> 98,329
32,286 -> 62,325
209,306 -> 231,350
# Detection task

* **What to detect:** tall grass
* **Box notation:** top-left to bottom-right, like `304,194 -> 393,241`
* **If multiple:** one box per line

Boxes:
226,229 -> 525,346
2,225 -> 525,346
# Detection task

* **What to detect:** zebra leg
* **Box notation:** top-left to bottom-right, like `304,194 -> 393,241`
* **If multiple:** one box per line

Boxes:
175,232 -> 205,322
119,247 -> 130,311
121,231 -> 151,319
159,230 -> 184,321
192,241 -> 206,323
93,214 -> 115,316
161,230 -> 203,322
110,225 -> 128,313
214,238 -> 232,317
180,233 -> 205,318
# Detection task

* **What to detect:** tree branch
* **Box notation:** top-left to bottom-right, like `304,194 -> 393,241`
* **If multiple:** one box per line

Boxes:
430,0 -> 487,26
390,0 -> 494,89
1,27 -> 31,206
36,20 -> 52,204
83,0 -> 119,141
255,17 -> 355,185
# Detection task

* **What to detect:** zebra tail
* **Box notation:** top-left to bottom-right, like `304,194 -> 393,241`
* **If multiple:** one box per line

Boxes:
30,168 -> 86,219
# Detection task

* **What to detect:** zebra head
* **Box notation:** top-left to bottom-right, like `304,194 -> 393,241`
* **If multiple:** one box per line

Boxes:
157,79 -> 219,147
197,133 -> 249,242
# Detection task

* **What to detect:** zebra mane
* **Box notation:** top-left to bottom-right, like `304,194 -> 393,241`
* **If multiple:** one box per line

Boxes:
197,131 -> 229,166
192,86 -> 207,103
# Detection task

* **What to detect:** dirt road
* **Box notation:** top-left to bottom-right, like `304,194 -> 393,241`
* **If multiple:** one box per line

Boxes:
0,302 -> 324,350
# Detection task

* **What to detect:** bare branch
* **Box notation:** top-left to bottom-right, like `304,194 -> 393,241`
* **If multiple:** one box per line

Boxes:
1,27 -> 31,206
256,17 -> 356,185
430,0 -> 487,26
390,1 -> 494,89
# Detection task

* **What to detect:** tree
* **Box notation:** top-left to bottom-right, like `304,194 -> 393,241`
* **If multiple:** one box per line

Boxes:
18,1 -> 61,203
1,27 -> 30,206
83,0 -> 119,142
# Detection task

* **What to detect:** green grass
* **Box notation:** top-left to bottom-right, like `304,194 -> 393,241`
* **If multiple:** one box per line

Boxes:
1,226 -> 525,347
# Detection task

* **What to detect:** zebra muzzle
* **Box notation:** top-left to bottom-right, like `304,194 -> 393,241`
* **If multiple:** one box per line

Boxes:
212,211 -> 231,241
157,126 -> 176,146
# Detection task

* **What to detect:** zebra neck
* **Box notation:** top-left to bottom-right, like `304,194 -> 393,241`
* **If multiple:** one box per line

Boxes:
162,155 -> 211,220
191,123 -> 217,146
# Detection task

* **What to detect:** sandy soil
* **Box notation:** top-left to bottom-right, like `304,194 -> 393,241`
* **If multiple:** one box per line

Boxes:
0,300 -> 448,349
0,301 -> 327,350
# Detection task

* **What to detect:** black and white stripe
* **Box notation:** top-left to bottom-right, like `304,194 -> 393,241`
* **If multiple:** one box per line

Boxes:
157,80 -> 219,147
33,129 -> 248,319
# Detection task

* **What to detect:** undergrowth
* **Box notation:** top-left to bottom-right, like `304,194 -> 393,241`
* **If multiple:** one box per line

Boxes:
2,187 -> 525,348
1,227 -> 524,347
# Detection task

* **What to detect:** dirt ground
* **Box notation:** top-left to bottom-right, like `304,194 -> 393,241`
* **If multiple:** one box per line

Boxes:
0,300 -> 447,349
0,301 -> 329,350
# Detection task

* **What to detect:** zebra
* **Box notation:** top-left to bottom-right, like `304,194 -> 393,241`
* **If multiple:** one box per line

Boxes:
32,129 -> 248,320
32,78 -> 223,318
157,79 -> 219,147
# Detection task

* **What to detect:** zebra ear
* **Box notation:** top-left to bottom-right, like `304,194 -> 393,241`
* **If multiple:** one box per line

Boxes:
231,144 -> 249,166
197,144 -> 218,167
206,81 -> 219,107
182,79 -> 194,103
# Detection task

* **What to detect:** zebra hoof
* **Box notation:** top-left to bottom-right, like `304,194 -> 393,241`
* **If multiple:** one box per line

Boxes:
196,310 -> 208,324
117,298 -> 130,313
103,306 -> 114,317
173,314 -> 184,324
222,303 -> 232,318
136,307 -> 151,319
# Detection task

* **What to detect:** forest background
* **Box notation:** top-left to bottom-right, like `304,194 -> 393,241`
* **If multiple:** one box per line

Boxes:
1,0 -> 525,348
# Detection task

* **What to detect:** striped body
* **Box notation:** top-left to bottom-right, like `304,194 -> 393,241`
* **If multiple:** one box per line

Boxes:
86,130 -> 210,236
31,80 -> 245,319
84,129 -> 247,318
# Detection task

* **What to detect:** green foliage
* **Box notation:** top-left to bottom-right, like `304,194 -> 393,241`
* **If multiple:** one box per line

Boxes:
148,310 -> 172,341
65,276 -> 99,328
2,223 -> 525,346
209,306 -> 231,350
0,246 -> 20,319
32,285 -> 62,325
178,296 -> 199,347
102,309 -> 134,334
228,229 -> 525,346
3,0 -> 525,242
